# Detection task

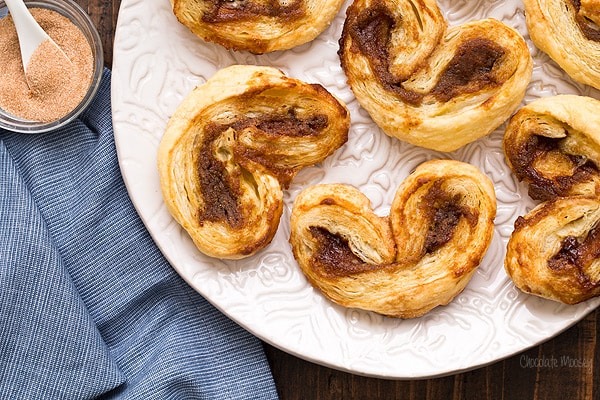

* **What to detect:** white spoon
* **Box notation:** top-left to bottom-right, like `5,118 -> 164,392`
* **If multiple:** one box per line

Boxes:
4,0 -> 71,78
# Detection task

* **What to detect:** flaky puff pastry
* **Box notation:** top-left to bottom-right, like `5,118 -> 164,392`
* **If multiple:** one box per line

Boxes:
158,65 -> 349,259
504,95 -> 600,304
505,197 -> 600,304
289,160 -> 497,318
503,95 -> 600,201
338,0 -> 532,152
171,0 -> 345,54
524,0 -> 600,90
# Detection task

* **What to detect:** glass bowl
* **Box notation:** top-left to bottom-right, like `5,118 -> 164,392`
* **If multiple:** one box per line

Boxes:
0,0 -> 103,134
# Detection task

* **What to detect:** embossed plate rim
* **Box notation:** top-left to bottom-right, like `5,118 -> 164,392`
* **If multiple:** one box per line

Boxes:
111,0 -> 600,379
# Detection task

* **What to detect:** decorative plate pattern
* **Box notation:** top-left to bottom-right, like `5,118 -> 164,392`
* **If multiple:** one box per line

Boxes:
112,0 -> 600,378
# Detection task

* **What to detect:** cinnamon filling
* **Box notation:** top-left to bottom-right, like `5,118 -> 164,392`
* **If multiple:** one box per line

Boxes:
234,108 -> 329,186
343,4 -> 422,104
252,109 -> 328,138
308,227 -> 383,278
343,5 -> 505,105
197,109 -> 329,227
569,0 -> 600,42
509,133 -> 599,201
203,0 -> 305,22
198,126 -> 244,228
548,222 -> 600,290
430,38 -> 505,103
421,182 -> 478,255
308,183 -> 477,277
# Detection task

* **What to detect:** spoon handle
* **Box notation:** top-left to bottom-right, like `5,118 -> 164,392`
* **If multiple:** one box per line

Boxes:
4,0 -> 49,70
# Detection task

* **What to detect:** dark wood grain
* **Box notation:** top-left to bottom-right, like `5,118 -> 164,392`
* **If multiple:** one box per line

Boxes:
86,0 -> 600,398
75,0 -> 120,68
263,310 -> 599,400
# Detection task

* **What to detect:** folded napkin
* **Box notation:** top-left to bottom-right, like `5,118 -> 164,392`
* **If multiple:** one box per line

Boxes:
0,68 -> 279,400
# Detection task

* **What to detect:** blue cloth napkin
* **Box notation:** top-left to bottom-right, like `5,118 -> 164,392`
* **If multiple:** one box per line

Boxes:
0,68 -> 279,399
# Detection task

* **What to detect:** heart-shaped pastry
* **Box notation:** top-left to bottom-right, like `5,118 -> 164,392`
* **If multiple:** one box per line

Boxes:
503,95 -> 600,201
338,0 -> 532,152
171,0 -> 345,54
524,0 -> 600,90
505,196 -> 600,304
158,65 -> 350,259
289,159 -> 497,318
504,95 -> 600,304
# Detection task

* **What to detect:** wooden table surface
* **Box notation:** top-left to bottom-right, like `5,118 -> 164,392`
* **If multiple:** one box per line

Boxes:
82,0 -> 600,398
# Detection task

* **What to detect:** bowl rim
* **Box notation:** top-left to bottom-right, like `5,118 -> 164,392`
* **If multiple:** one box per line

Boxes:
0,0 -> 104,134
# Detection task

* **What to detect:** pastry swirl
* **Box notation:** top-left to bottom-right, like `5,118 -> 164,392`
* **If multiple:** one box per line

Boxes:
503,95 -> 600,201
171,0 -> 345,54
504,95 -> 600,304
338,0 -> 532,152
158,65 -> 350,259
524,0 -> 600,90
505,196 -> 600,304
289,160 -> 497,318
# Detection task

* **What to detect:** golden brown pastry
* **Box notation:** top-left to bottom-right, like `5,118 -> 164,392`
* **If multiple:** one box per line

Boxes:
289,160 -> 497,318
171,0 -> 345,54
338,0 -> 532,152
505,196 -> 600,304
504,95 -> 600,304
158,65 -> 350,259
503,95 -> 600,201
524,0 -> 600,90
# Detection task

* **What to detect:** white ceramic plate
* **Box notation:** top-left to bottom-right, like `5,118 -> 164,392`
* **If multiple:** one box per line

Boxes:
112,0 -> 600,379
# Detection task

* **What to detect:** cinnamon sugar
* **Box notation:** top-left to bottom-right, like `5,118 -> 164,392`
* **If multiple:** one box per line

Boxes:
0,8 -> 93,122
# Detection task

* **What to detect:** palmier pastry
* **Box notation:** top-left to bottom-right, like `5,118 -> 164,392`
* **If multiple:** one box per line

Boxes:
171,0 -> 345,54
158,65 -> 350,259
338,0 -> 532,152
503,95 -> 600,201
505,196 -> 600,304
289,160 -> 497,318
524,0 -> 600,90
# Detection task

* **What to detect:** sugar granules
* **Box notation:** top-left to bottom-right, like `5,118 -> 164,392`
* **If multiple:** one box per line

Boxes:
0,8 -> 93,122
